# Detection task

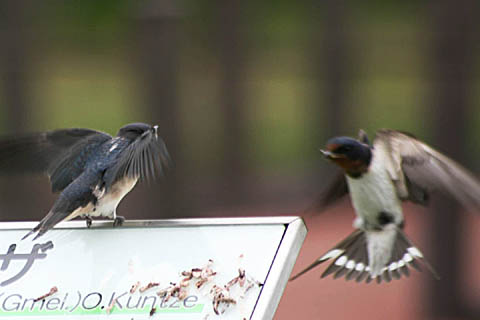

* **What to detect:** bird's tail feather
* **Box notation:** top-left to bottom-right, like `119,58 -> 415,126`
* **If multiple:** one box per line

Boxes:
22,211 -> 66,241
289,229 -> 364,281
290,228 -> 438,283
21,228 -> 37,240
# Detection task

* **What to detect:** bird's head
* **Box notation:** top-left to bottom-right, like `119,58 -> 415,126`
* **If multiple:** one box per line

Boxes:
320,136 -> 372,178
117,123 -> 158,140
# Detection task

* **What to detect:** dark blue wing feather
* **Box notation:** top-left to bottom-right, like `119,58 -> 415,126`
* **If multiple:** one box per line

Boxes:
104,132 -> 171,189
0,128 -> 112,192
48,133 -> 112,192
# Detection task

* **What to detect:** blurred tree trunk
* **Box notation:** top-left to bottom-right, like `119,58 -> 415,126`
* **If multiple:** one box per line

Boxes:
308,0 -> 351,200
0,0 -> 41,221
215,0 -> 249,207
428,0 -> 476,318
322,0 -> 350,137
133,0 -> 186,218
0,1 -> 29,132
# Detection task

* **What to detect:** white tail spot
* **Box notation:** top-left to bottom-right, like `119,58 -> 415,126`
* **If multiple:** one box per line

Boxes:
355,263 -> 365,271
403,253 -> 413,263
407,247 -> 423,258
319,249 -> 344,262
335,255 -> 348,266
388,262 -> 398,271
346,260 -> 355,270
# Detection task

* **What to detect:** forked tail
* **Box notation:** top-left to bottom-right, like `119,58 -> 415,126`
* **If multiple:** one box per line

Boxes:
290,228 -> 438,283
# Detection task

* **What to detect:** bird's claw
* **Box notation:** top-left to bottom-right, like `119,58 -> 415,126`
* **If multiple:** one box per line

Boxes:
113,216 -> 125,227
85,216 -> 93,228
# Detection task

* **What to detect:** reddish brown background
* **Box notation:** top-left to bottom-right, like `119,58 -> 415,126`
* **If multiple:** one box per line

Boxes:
276,202 -> 480,320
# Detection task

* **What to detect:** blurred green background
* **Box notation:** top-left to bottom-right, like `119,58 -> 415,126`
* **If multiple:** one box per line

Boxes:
0,0 -> 479,319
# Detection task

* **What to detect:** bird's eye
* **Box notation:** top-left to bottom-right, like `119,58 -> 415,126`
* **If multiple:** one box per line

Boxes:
336,145 -> 351,153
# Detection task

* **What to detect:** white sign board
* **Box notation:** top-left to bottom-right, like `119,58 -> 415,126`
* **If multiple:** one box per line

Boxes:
0,217 -> 306,320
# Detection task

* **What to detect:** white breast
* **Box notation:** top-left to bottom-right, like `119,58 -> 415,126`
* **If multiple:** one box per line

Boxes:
91,177 -> 138,218
346,151 -> 403,228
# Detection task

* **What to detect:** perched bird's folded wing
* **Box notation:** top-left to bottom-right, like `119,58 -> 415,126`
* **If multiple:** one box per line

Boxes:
305,169 -> 349,213
375,129 -> 480,210
25,172 -> 102,240
104,131 -> 171,189
0,128 -> 112,192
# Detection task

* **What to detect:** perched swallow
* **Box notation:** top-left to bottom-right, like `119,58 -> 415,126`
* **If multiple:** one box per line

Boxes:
0,123 -> 171,240
291,129 -> 480,283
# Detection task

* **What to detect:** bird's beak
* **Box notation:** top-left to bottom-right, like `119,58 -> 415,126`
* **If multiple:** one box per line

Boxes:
320,149 -> 343,159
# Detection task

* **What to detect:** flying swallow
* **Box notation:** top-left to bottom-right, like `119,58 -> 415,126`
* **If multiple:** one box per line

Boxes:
291,129 -> 480,283
0,123 -> 171,240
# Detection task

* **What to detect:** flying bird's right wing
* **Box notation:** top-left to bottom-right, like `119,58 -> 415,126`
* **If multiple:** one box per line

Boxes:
104,130 -> 171,189
306,169 -> 349,213
374,129 -> 480,210
0,128 -> 112,192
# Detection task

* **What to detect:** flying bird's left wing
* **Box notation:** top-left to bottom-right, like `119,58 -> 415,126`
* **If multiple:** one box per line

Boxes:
374,129 -> 480,210
104,131 -> 171,189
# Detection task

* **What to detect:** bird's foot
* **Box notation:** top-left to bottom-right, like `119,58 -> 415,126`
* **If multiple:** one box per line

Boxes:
113,216 -> 125,227
85,216 -> 93,228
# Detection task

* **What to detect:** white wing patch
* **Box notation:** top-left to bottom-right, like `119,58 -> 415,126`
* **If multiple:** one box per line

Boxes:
109,142 -> 119,152
92,184 -> 106,199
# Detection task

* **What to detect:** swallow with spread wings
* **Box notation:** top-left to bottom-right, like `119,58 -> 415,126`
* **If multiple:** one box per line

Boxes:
291,129 -> 480,283
0,122 -> 171,240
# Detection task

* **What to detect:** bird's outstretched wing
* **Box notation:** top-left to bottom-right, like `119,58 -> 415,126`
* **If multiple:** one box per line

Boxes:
374,129 -> 480,210
104,130 -> 171,189
0,128 -> 112,192
305,169 -> 349,213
